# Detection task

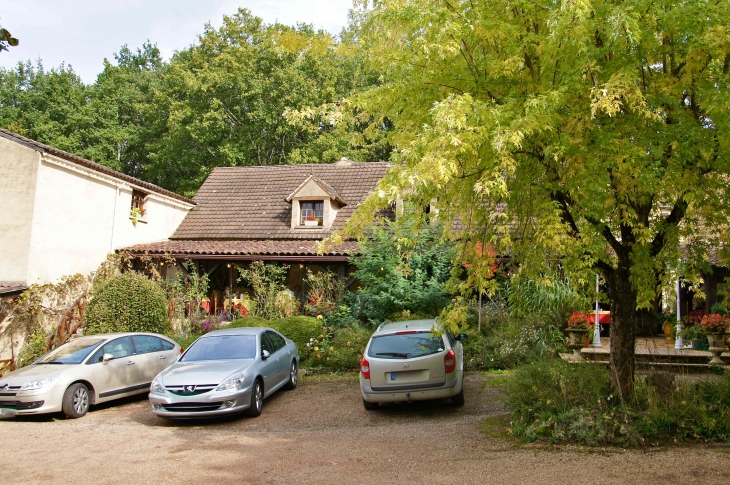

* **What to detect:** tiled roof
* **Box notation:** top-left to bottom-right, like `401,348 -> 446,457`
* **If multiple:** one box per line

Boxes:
0,282 -> 28,296
0,128 -> 194,205
171,161 -> 391,240
285,174 -> 346,205
124,239 -> 358,257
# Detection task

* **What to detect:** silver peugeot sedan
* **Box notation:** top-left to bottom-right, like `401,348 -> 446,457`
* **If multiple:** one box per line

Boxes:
360,319 -> 467,410
0,332 -> 181,418
149,327 -> 299,418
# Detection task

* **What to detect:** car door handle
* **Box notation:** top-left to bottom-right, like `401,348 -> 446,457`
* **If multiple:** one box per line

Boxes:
158,355 -> 167,359
126,361 -> 136,365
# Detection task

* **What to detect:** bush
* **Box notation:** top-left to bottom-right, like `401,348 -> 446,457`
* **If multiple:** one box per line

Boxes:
350,220 -> 453,326
319,326 -> 370,370
505,357 -> 730,446
228,316 -> 323,360
84,272 -> 168,335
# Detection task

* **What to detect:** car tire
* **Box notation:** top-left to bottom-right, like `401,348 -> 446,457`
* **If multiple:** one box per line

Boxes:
451,386 -> 465,406
283,360 -> 298,390
62,383 -> 90,418
246,379 -> 263,417
362,398 -> 378,411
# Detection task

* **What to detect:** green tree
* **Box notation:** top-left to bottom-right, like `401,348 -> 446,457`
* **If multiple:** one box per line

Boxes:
78,42 -> 163,177
0,61 -> 90,151
350,220 -> 453,325
145,8 -> 389,196
338,0 -> 730,397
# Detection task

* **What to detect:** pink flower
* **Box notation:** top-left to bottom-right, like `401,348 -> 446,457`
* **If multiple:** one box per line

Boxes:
346,341 -> 351,346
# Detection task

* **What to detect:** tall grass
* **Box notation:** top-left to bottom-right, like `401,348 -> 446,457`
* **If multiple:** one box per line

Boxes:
504,358 -> 730,446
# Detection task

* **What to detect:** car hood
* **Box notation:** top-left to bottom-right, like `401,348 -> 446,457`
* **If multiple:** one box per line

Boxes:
0,364 -> 68,387
159,360 -> 255,386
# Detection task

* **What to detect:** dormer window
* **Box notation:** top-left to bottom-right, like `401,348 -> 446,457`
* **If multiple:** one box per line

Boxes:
286,174 -> 347,230
300,201 -> 323,226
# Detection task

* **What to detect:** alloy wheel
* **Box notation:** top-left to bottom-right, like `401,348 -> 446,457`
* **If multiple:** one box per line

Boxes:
73,387 -> 89,414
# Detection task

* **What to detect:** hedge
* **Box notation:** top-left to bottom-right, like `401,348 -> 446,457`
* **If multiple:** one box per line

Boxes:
84,272 -> 168,335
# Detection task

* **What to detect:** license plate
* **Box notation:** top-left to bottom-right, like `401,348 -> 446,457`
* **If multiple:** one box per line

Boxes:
0,408 -> 16,418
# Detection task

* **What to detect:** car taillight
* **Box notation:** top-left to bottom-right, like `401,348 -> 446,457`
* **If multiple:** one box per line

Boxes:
180,348 -> 185,354
444,349 -> 456,374
360,356 -> 370,379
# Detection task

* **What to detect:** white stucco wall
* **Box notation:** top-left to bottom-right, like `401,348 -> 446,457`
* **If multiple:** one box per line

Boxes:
21,154 -> 193,285
0,138 -> 41,282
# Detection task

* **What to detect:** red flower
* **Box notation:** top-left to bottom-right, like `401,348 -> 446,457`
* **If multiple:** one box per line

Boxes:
567,312 -> 592,329
700,313 -> 730,333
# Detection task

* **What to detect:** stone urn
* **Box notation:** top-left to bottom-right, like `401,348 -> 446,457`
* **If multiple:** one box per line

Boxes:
706,333 -> 728,365
566,329 -> 589,359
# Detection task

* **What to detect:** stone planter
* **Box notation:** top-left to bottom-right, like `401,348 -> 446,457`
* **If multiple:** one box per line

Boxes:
706,333 -> 728,365
566,329 -> 589,359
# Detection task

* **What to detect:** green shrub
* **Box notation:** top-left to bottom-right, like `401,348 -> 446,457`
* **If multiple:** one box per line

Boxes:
84,272 -> 168,335
504,357 -> 730,446
320,326 -> 370,370
17,330 -> 49,367
228,315 -> 323,361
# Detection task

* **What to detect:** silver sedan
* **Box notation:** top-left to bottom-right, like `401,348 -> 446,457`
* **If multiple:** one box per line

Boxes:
148,327 -> 299,418
0,332 -> 181,418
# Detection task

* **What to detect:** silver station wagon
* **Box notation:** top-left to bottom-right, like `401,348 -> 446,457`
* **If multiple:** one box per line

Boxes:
149,327 -> 299,418
360,319 -> 467,410
0,332 -> 181,418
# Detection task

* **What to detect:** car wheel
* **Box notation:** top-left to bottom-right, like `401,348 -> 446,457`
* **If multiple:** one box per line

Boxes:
246,379 -> 263,417
362,398 -> 378,411
62,383 -> 90,418
283,360 -> 298,390
451,386 -> 465,406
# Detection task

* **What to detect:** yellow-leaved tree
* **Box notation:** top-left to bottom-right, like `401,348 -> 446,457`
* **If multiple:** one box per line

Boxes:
331,0 -> 730,398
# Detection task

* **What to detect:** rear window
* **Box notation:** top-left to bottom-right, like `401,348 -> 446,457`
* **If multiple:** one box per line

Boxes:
367,332 -> 445,359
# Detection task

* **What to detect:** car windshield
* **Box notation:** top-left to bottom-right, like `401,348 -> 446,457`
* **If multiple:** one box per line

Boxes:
367,332 -> 445,359
35,338 -> 105,364
181,335 -> 257,361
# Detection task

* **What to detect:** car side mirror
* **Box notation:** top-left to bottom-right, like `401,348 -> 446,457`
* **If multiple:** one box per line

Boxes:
102,353 -> 115,364
456,334 -> 469,341
261,350 -> 271,360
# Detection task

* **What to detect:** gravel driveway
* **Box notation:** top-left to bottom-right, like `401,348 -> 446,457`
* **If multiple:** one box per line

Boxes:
1,372 -> 728,484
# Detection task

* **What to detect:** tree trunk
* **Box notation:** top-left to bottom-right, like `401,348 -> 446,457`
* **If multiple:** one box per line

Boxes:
606,259 -> 638,401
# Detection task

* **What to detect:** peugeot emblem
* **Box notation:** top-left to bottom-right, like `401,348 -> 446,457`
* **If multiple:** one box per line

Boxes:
403,363 -> 409,369
184,385 -> 196,393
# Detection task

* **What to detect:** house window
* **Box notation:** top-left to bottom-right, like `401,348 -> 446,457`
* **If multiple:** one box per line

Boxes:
300,201 -> 323,225
131,189 -> 147,218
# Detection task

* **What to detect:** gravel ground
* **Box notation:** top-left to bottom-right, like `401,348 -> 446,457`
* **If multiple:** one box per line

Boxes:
1,372 -> 728,485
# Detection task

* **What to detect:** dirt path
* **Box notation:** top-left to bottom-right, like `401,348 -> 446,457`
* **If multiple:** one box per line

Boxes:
1,372 -> 728,484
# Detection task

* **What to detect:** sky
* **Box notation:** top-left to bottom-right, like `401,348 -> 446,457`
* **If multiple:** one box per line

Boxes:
0,0 -> 356,84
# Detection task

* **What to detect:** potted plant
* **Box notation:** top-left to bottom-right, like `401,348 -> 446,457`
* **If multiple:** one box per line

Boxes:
565,312 -> 592,358
130,207 -> 146,226
678,324 -> 706,350
304,214 -> 319,227
700,313 -> 730,365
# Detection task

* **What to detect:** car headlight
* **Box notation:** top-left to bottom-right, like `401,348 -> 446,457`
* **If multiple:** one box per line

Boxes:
150,376 -> 166,395
21,373 -> 60,391
216,373 -> 245,392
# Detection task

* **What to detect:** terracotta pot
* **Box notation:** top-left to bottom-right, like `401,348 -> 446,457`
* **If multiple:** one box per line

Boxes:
663,322 -> 675,343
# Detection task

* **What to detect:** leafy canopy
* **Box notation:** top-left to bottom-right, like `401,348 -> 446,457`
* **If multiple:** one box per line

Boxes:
337,0 -> 730,395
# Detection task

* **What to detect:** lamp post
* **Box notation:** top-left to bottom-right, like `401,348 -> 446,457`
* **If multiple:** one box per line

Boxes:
674,274 -> 684,350
592,273 -> 602,347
